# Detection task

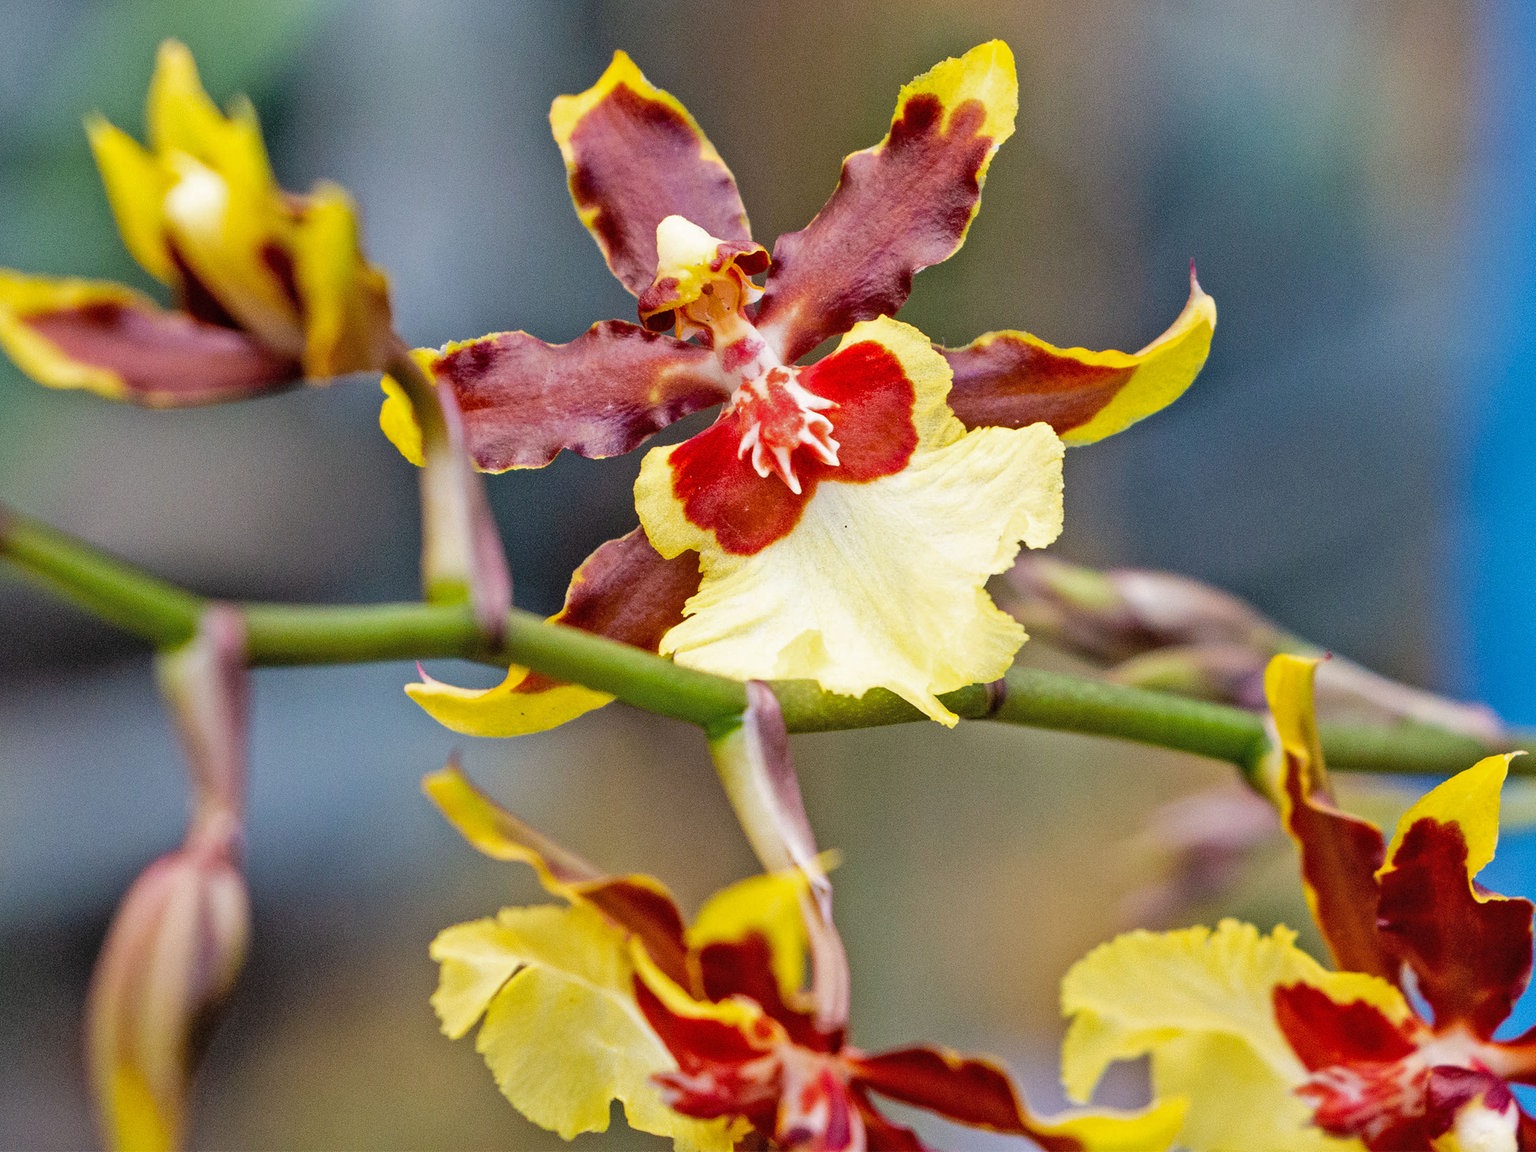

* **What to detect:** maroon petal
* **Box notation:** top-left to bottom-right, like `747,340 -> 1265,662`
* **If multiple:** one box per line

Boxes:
3,281 -> 298,406
1279,744 -> 1394,980
753,43 -> 1017,363
851,1046 -> 1084,1151
422,321 -> 733,472
1377,816 -> 1534,1039
1267,656 -> 1395,979
551,52 -> 754,298
939,274 -> 1217,444
514,526 -> 699,696
854,1089 -> 933,1152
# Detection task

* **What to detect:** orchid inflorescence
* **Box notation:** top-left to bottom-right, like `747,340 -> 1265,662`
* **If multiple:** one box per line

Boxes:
0,32 -> 1524,1152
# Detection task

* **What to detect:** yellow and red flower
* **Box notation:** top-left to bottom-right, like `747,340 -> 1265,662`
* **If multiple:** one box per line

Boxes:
424,760 -> 1182,1151
1061,654 -> 1536,1152
0,40 -> 392,405
394,42 -> 1217,732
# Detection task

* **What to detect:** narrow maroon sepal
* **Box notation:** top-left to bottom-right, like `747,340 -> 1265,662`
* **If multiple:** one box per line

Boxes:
426,322 -> 733,471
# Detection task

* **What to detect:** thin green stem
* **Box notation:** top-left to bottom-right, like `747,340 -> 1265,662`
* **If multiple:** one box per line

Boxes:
2,503 -> 1524,777
1,507 -> 202,646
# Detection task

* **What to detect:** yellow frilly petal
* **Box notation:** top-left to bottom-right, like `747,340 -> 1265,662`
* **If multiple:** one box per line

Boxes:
1060,919 -> 1403,1152
1382,752 -> 1519,881
407,664 -> 612,738
1056,274 -> 1218,445
86,116 -> 174,283
429,903 -> 737,1150
638,316 -> 1063,725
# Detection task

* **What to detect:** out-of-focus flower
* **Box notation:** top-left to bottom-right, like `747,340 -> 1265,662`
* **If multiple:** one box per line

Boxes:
0,41 -> 510,632
1060,655 -> 1536,1152
0,41 -> 392,405
397,42 -> 1215,733
86,607 -> 251,1151
1006,554 -> 1507,741
424,763 -> 1183,1151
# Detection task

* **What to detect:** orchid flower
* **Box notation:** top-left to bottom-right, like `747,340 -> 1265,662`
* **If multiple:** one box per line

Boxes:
0,42 -> 512,631
1060,654 -> 1536,1152
0,41 -> 392,404
424,760 -> 1183,1151
395,41 -> 1216,732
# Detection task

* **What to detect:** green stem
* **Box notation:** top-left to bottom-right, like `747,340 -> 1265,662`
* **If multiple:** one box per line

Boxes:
2,503 -> 1522,776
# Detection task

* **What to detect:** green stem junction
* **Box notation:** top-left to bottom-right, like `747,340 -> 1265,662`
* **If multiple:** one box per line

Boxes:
0,503 -> 1515,782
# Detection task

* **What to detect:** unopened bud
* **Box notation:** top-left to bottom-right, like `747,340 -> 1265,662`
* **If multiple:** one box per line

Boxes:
1007,556 -> 1505,742
1005,555 -> 1289,664
85,815 -> 249,1151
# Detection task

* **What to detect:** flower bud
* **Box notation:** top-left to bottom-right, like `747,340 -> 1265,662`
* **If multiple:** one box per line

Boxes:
85,816 -> 249,1151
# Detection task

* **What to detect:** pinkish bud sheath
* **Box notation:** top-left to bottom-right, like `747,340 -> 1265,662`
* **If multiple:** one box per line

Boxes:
87,606 -> 253,1150
708,682 -> 849,1032
154,605 -> 248,827
85,822 -> 249,1151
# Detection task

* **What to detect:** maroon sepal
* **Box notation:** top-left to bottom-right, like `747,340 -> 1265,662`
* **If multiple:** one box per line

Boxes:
27,302 -> 298,406
426,321 -> 733,471
1279,742 -> 1396,981
851,1047 -> 1086,1152
516,528 -> 699,696
561,75 -> 754,298
941,338 -> 1135,434
1377,817 -> 1535,1039
754,92 -> 998,364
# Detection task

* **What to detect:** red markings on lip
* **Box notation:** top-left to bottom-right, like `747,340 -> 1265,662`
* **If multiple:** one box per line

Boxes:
668,340 -> 919,555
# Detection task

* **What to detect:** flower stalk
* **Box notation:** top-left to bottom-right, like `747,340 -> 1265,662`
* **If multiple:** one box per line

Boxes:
0,501 -> 1518,779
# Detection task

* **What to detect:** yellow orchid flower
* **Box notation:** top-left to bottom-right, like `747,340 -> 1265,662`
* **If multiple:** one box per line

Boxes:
1060,656 -> 1536,1152
0,40 -> 391,405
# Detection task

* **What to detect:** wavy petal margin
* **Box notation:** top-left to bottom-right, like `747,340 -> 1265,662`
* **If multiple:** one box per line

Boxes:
639,316 -> 1062,725
551,51 -> 753,299
1265,654 -> 1393,980
1060,919 -> 1407,1152
429,905 -> 736,1150
755,41 -> 1019,363
381,321 -> 733,472
423,763 -> 692,988
942,272 -> 1216,443
0,271 -> 297,405
1376,754 -> 1534,1040
408,528 -> 699,737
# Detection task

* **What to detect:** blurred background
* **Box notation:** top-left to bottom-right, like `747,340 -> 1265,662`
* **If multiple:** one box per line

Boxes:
0,0 -> 1523,1146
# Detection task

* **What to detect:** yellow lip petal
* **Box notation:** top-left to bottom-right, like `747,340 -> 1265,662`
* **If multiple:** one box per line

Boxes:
638,318 -> 1062,725
1061,918 -> 1410,1151
431,903 -> 736,1150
